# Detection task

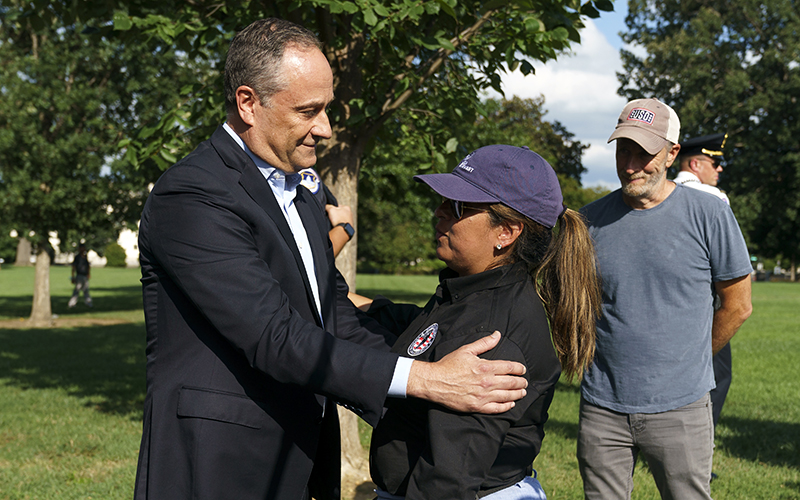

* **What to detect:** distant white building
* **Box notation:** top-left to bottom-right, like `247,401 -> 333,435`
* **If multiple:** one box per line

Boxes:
117,227 -> 140,267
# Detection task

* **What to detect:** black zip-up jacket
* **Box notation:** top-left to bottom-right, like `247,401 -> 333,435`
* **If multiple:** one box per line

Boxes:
368,262 -> 561,499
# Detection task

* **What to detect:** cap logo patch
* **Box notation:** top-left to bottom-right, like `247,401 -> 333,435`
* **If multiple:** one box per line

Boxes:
627,108 -> 655,125
456,152 -> 475,173
299,169 -> 321,194
408,323 -> 438,356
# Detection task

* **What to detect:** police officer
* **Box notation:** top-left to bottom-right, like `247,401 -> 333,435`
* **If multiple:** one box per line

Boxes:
676,133 -> 735,480
675,133 -> 730,205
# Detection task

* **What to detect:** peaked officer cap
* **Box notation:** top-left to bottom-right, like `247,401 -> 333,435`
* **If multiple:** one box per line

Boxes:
680,133 -> 728,160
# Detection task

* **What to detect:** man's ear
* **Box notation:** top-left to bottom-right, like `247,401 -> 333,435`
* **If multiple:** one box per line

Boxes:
665,143 -> 681,168
235,86 -> 259,127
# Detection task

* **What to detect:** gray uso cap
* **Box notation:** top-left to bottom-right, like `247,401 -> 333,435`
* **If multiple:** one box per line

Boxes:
414,145 -> 564,229
607,98 -> 681,155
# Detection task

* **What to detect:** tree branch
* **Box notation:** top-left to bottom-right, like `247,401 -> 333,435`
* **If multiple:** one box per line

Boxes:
380,9 -> 497,115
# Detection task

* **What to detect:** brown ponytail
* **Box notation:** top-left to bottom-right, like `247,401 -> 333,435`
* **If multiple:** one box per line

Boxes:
488,206 -> 601,380
536,209 -> 600,380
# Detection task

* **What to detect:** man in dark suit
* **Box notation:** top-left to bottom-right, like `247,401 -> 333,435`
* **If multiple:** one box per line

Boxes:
133,18 -> 527,500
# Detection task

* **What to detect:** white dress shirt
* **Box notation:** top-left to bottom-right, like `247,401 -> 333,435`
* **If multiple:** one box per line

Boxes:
674,170 -> 730,205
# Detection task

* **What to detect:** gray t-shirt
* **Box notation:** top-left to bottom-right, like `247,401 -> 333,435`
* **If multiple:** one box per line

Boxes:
580,185 -> 752,413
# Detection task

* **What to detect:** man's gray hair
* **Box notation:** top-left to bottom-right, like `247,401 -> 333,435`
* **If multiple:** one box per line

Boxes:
224,18 -> 322,112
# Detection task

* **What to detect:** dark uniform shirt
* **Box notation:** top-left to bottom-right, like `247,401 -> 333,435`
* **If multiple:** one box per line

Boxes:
72,253 -> 90,276
368,262 -> 561,500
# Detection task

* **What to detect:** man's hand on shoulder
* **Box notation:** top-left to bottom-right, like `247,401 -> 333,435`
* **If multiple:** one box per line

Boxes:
406,331 -> 528,414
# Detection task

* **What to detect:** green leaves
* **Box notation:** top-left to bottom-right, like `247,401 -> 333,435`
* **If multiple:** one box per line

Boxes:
580,2 -> 600,18
315,0 -> 359,14
363,8 -> 378,25
0,3 -> 203,248
112,11 -> 132,31
594,0 -> 615,12
580,0 -> 616,18
435,0 -> 457,19
525,17 -> 543,33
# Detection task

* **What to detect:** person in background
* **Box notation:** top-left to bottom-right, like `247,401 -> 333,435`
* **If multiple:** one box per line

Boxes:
351,145 -> 601,499
577,99 -> 752,500
675,133 -> 730,205
675,132 -> 735,481
68,243 -> 92,308
676,132 -> 733,422
134,18 -> 528,500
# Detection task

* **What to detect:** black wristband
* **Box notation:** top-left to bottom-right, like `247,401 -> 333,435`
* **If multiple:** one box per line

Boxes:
337,222 -> 355,240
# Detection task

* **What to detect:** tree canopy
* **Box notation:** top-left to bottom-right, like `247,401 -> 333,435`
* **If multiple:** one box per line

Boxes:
8,0 -> 615,283
0,4 -> 198,249
0,2 -> 198,319
618,0 -> 800,265
97,0 -> 614,173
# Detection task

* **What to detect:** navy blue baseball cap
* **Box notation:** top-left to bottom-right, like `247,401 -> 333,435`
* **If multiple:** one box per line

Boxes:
414,145 -> 564,229
680,133 -> 727,160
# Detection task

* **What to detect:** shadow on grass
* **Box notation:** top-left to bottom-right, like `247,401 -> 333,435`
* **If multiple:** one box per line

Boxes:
0,324 -> 145,419
355,288 -> 432,307
544,418 -> 579,440
555,380 -> 581,393
718,416 -> 800,470
783,482 -> 800,494
0,296 -> 38,318
0,285 -> 143,318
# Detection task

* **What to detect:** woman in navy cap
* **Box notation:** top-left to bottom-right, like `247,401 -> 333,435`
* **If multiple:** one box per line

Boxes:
350,145 -> 601,500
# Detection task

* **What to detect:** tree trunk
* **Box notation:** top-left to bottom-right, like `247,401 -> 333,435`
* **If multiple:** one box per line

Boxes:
319,32 -> 382,499
319,114 -> 372,500
15,237 -> 32,266
29,246 -> 53,326
791,256 -> 797,282
324,156 -> 368,499
337,406 -> 370,499
331,170 -> 359,288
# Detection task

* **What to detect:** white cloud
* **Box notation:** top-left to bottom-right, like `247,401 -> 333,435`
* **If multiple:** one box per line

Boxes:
582,142 -> 620,191
492,17 -> 630,188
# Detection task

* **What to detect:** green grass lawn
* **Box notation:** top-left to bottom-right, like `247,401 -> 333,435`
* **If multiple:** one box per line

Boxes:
0,266 -> 798,499
0,265 -> 144,323
0,265 -> 145,499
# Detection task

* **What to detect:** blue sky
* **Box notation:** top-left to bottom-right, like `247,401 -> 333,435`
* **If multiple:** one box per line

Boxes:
490,3 -> 631,189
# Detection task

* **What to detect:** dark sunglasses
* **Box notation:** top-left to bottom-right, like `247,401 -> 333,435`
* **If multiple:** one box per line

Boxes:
445,198 -> 489,219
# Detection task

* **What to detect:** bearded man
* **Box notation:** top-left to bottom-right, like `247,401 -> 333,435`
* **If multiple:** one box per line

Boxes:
576,99 -> 752,500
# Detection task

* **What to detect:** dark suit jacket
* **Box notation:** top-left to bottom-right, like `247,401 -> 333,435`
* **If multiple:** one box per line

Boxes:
133,126 -> 399,500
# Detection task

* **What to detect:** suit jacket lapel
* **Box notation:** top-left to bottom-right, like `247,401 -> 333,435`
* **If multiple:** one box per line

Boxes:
295,189 -> 331,325
209,126 -> 322,324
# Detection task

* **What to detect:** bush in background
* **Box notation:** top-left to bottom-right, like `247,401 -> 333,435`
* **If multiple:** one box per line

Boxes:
104,242 -> 128,267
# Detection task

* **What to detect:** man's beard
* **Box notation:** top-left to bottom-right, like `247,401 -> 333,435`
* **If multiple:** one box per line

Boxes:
621,158 -> 668,199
